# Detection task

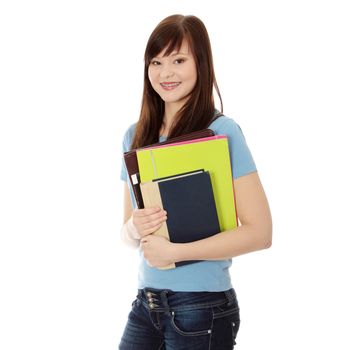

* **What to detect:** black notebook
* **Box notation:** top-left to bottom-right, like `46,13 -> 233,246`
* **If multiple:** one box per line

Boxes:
140,169 -> 220,269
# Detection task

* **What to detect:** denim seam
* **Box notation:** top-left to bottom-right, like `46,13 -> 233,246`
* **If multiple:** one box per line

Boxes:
212,306 -> 240,319
140,298 -> 230,312
169,311 -> 212,337
170,298 -> 229,312
157,340 -> 165,350
142,303 -> 163,332
208,307 -> 214,350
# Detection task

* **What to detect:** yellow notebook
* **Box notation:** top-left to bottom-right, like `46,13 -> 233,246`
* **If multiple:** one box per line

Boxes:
136,136 -> 238,231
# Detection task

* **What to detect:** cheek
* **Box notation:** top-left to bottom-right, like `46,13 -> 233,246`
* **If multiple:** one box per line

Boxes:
148,67 -> 155,84
147,68 -> 152,83
192,72 -> 198,85
148,68 -> 162,92
185,64 -> 197,85
188,71 -> 197,89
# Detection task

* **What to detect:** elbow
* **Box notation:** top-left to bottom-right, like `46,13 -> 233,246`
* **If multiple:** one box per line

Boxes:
120,225 -> 140,249
254,220 -> 272,250
262,204 -> 273,249
262,222 -> 273,249
263,237 -> 272,249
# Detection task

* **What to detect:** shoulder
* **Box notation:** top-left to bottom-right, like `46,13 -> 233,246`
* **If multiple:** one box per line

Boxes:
209,114 -> 245,138
123,122 -> 137,138
209,113 -> 257,178
122,122 -> 137,152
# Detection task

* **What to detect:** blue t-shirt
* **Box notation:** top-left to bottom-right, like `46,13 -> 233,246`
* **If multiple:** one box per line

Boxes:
120,115 -> 257,291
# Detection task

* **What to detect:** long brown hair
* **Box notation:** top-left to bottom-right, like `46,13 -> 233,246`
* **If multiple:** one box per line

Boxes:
131,14 -> 223,149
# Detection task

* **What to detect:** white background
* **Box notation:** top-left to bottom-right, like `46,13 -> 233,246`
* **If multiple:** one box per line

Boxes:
1,0 -> 349,349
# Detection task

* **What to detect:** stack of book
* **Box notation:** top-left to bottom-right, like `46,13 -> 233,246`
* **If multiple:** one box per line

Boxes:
123,129 -> 237,269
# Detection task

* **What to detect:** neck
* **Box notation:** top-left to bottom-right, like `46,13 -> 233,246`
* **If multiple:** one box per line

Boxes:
162,100 -> 187,136
163,102 -> 180,123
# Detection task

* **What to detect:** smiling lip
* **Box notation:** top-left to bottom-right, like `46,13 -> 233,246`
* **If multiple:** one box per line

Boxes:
160,82 -> 181,91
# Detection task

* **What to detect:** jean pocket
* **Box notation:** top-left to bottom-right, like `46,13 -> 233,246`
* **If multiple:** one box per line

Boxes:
170,309 -> 213,336
231,317 -> 240,345
210,304 -> 240,348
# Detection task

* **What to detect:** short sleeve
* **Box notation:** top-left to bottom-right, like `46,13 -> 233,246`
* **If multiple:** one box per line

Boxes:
119,123 -> 138,209
119,123 -> 137,182
210,116 -> 257,179
120,133 -> 128,182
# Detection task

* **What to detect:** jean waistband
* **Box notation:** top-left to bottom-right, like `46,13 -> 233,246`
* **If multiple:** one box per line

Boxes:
137,287 -> 237,312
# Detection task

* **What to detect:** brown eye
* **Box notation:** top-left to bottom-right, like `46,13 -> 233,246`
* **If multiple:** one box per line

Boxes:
174,58 -> 185,64
151,60 -> 161,66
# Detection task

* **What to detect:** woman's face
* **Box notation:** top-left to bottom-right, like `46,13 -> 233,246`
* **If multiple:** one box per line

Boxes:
148,39 -> 197,108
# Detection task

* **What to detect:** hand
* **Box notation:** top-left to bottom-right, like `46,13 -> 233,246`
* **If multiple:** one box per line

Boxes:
132,207 -> 167,239
140,235 -> 176,268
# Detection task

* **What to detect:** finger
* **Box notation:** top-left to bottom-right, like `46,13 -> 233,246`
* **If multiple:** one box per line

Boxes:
146,215 -> 167,227
134,207 -> 162,217
144,210 -> 167,223
141,217 -> 167,232
133,215 -> 164,231
141,222 -> 165,236
134,211 -> 167,227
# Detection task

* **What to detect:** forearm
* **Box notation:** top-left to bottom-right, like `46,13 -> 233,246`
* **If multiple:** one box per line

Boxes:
172,224 -> 272,262
120,217 -> 140,249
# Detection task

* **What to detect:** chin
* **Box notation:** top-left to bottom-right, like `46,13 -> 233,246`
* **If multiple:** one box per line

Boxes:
160,95 -> 183,104
163,98 -> 182,104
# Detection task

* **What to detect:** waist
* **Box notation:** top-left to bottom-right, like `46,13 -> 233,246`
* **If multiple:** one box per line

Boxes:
137,287 -> 237,312
138,258 -> 233,292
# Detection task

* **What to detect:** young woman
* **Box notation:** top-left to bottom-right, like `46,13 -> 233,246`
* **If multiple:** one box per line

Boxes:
119,14 -> 272,350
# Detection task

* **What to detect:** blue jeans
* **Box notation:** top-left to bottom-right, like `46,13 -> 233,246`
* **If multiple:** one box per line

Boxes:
119,287 -> 240,349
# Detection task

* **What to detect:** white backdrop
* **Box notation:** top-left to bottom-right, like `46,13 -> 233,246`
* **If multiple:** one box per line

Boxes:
1,0 -> 349,349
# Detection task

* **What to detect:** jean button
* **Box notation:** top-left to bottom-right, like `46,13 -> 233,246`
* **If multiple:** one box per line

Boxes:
146,292 -> 152,298
149,303 -> 155,309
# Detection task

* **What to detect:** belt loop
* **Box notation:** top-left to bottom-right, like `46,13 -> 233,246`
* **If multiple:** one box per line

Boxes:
160,290 -> 171,315
225,289 -> 235,306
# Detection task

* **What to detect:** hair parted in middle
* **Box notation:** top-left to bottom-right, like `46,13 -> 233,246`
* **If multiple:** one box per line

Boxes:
131,14 -> 223,149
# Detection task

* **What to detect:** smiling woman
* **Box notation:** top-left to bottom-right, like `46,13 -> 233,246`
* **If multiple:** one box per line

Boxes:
148,39 -> 197,108
118,14 -> 272,350
129,14 -> 223,147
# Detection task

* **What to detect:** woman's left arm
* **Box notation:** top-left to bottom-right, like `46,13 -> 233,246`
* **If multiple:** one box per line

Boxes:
173,171 -> 272,262
141,171 -> 272,267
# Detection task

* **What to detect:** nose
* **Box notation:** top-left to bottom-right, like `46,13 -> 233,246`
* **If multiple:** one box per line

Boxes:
159,62 -> 174,79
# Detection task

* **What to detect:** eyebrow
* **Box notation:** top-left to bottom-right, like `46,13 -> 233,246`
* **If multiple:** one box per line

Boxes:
154,52 -> 189,59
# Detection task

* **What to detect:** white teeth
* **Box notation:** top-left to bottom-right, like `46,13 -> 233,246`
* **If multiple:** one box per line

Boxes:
161,82 -> 180,87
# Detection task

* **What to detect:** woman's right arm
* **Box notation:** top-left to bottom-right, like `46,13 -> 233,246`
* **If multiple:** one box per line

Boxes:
120,182 -> 167,248
123,182 -> 134,225
120,182 -> 139,248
